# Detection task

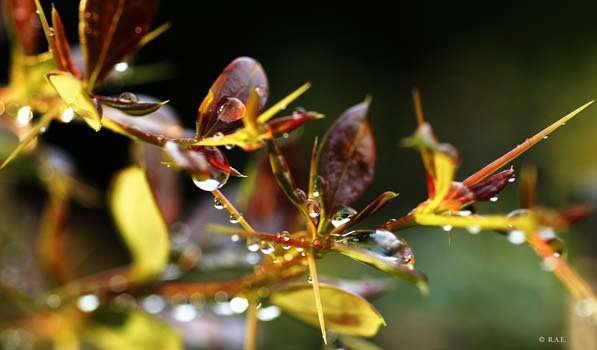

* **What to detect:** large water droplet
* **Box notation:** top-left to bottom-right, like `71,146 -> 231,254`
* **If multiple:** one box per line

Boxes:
217,97 -> 245,123
192,171 -> 229,191
331,206 -> 357,227
118,92 -> 138,104
336,229 -> 415,268
60,107 -> 74,123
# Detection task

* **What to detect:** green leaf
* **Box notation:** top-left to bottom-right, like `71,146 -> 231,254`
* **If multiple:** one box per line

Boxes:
46,71 -> 102,131
271,284 -> 386,337
83,308 -> 182,350
109,166 -> 169,281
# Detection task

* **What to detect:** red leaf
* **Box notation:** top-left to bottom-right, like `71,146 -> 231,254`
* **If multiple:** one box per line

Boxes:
191,145 -> 241,176
50,6 -> 80,77
266,111 -> 323,138
197,57 -> 269,137
4,0 -> 39,54
319,101 -> 376,214
79,0 -> 160,88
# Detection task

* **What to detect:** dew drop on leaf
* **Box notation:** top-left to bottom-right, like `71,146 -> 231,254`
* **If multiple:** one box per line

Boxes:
118,92 -> 139,104
331,206 -> 357,227
489,196 -> 499,202
337,229 -> 415,268
217,97 -> 245,123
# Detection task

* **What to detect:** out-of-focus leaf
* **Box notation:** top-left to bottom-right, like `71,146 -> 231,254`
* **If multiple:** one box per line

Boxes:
271,284 -> 386,337
0,111 -> 52,170
520,164 -> 537,209
337,335 -> 383,350
321,278 -> 392,300
243,147 -> 303,232
3,0 -> 39,54
333,229 -> 427,289
4,52 -> 56,106
97,95 -> 168,116
102,103 -> 188,145
83,308 -> 182,350
136,143 -> 181,225
109,166 -> 169,281
38,189 -> 70,283
46,71 -> 101,131
267,141 -> 305,211
319,101 -> 375,215
50,5 -> 80,76
197,57 -> 268,137
79,0 -> 160,89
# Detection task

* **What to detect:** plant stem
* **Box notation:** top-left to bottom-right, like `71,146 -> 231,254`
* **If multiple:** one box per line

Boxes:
306,251 -> 327,344
211,189 -> 256,233
244,297 -> 259,350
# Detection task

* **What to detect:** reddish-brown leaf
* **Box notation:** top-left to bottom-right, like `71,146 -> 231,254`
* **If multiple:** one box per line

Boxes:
4,0 -> 39,54
319,101 -> 376,215
79,0 -> 160,88
197,57 -> 269,137
50,6 -> 80,77
244,146 -> 303,232
266,111 -> 323,138
97,94 -> 167,116
191,145 -> 242,177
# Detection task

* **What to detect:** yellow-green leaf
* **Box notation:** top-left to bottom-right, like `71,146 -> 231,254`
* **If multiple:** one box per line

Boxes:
271,284 -> 386,337
109,167 -> 169,281
46,71 -> 101,131
83,309 -> 182,350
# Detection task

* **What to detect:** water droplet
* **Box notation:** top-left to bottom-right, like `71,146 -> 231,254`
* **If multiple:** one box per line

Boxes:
0,101 -> 5,116
213,132 -> 224,139
172,303 -> 197,322
312,190 -> 320,198
46,294 -> 61,309
541,256 -> 559,271
489,196 -> 498,202
458,210 -> 472,216
229,214 -> 240,224
230,234 -> 240,242
538,227 -> 556,240
246,252 -> 260,265
331,206 -> 357,227
77,294 -> 99,313
142,294 -> 166,314
508,177 -> 516,183
134,26 -> 143,34
247,239 -> 260,252
337,229 -> 415,267
224,144 -> 234,150
306,275 -> 313,284
16,106 -> 33,126
574,298 -> 597,318
229,297 -> 249,313
442,225 -> 453,232
467,226 -> 481,234
293,188 -> 307,203
306,199 -> 320,218
60,107 -> 74,123
282,132 -> 289,138
213,198 -> 224,210
192,171 -> 229,191
40,127 -> 47,134
114,62 -> 129,72
543,135 -> 549,140
257,305 -> 281,321
259,241 -> 275,255
217,97 -> 245,123
118,92 -> 138,104
278,231 -> 292,249
507,230 -> 526,245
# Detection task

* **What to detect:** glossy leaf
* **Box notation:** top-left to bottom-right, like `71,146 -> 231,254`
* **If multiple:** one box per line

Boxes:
196,57 -> 268,137
271,284 -> 386,337
3,0 -> 39,55
102,103 -> 187,145
97,95 -> 168,116
333,229 -> 427,289
79,0 -> 160,89
50,5 -> 80,76
319,101 -> 376,215
266,111 -> 324,137
46,71 -> 102,130
83,308 -> 182,350
109,166 -> 169,281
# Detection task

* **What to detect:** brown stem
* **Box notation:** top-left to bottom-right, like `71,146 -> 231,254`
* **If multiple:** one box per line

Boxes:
244,297 -> 259,350
211,189 -> 256,233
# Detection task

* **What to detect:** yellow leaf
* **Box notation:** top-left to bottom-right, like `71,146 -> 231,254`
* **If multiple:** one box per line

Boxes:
271,284 -> 386,337
110,167 -> 169,281
83,309 -> 182,350
46,71 -> 101,131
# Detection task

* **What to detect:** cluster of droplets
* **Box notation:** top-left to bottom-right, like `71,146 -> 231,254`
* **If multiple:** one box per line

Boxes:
337,229 -> 415,268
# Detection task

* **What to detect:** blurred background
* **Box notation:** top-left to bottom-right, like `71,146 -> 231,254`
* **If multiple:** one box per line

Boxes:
1,1 -> 597,349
